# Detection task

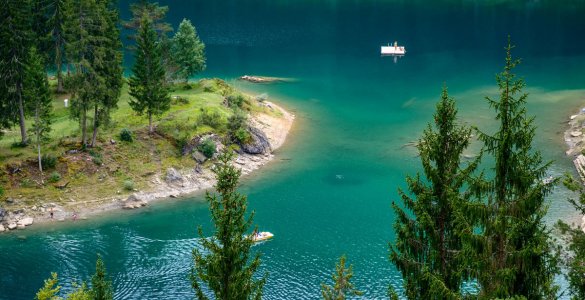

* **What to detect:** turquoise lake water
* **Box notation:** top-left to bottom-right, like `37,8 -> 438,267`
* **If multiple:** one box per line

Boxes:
2,1 -> 585,299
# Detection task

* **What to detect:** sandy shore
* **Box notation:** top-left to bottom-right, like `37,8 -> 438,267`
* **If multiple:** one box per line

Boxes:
0,101 -> 294,232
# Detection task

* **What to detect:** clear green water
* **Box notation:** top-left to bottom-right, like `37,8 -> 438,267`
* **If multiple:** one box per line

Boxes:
2,1 -> 585,298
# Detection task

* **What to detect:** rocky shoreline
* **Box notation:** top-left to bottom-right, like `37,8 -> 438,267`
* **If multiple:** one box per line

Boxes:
0,101 -> 294,233
564,106 -> 585,231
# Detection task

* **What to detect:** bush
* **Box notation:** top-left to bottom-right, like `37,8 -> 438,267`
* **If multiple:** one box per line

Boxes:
234,128 -> 252,144
226,94 -> 245,109
89,150 -> 103,166
228,110 -> 250,143
198,138 -> 216,159
123,179 -> 134,191
21,178 -> 33,188
197,109 -> 224,129
41,154 -> 57,169
120,128 -> 133,142
48,171 -> 61,183
171,95 -> 189,105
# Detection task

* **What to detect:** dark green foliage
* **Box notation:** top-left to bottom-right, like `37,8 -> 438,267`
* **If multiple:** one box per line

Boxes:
467,38 -> 559,299
47,0 -> 67,93
128,17 -> 170,134
49,171 -> 61,183
226,94 -> 245,109
191,152 -> 266,300
556,174 -> 585,300
41,154 -> 57,170
119,128 -> 133,142
90,254 -> 113,300
89,0 -> 124,147
390,86 -> 477,299
321,255 -> 363,300
228,111 -> 251,144
198,139 -> 216,159
123,0 -> 172,43
25,46 -> 54,173
0,0 -> 32,144
197,108 -> 223,129
0,186 -> 4,198
171,18 -> 206,83
89,150 -> 102,166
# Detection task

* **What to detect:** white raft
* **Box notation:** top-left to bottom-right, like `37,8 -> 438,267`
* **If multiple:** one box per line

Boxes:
381,41 -> 406,55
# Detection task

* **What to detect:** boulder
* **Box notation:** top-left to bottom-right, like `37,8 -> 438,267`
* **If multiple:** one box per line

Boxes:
241,126 -> 272,155
17,217 -> 34,226
165,168 -> 184,183
7,223 -> 17,230
0,224 -> 4,232
192,151 -> 207,164
127,194 -> 141,202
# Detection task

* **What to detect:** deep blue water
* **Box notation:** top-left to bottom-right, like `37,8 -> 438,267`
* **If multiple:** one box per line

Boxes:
2,1 -> 585,299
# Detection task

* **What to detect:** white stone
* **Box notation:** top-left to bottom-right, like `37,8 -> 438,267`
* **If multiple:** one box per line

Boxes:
0,224 -> 5,232
571,114 -> 578,120
571,131 -> 583,137
8,223 -> 17,230
17,217 -> 34,226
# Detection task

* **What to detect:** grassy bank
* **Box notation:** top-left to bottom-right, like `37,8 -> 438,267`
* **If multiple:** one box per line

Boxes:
0,78 -> 279,210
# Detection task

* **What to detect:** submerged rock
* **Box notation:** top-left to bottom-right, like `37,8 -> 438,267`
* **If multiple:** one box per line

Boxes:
241,126 -> 272,155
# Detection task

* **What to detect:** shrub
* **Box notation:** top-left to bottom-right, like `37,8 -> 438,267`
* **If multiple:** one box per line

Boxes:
198,139 -> 216,159
226,94 -> 245,108
234,128 -> 252,144
48,171 -> 61,183
171,95 -> 189,105
89,150 -> 103,166
120,128 -> 133,142
41,154 -> 57,169
197,109 -> 224,129
21,178 -> 34,188
123,179 -> 134,191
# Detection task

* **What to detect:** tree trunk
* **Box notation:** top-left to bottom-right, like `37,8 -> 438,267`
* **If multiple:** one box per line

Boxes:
91,105 -> 99,147
56,43 -> 64,93
17,81 -> 27,145
149,112 -> 153,134
81,106 -> 87,146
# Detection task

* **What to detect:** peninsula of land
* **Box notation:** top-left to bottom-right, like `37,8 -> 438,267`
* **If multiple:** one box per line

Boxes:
0,79 -> 294,232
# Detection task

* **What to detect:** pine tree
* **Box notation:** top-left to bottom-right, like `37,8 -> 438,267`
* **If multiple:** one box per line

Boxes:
25,47 -> 53,176
67,283 -> 91,300
171,18 -> 206,83
556,175 -> 585,300
128,17 -> 170,134
90,0 -> 123,147
30,0 -> 53,63
191,152 -> 266,300
389,86 -> 477,299
90,254 -> 113,300
47,0 -> 67,93
321,255 -> 363,300
0,0 -> 32,145
123,0 -> 172,42
63,0 -> 110,146
35,272 -> 62,300
467,37 -> 559,298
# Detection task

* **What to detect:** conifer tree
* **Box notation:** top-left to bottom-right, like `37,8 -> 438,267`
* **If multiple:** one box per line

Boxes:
171,19 -> 206,83
467,38 -> 559,298
321,255 -> 363,300
90,0 -> 123,147
25,47 -> 53,175
390,86 -> 477,299
123,0 -> 172,42
90,254 -> 113,300
128,18 -> 170,134
47,0 -> 67,93
0,0 -> 32,145
36,273 -> 62,300
191,152 -> 266,300
64,0 -> 116,147
556,175 -> 585,300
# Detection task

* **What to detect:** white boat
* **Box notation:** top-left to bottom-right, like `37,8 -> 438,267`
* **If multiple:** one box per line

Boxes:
381,41 -> 406,55
251,231 -> 274,242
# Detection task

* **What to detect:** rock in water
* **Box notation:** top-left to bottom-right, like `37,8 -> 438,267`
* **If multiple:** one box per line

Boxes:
165,168 -> 184,183
241,126 -> 272,154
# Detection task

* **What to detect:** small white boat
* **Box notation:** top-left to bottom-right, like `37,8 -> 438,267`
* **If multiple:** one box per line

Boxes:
251,231 -> 274,242
381,41 -> 406,55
